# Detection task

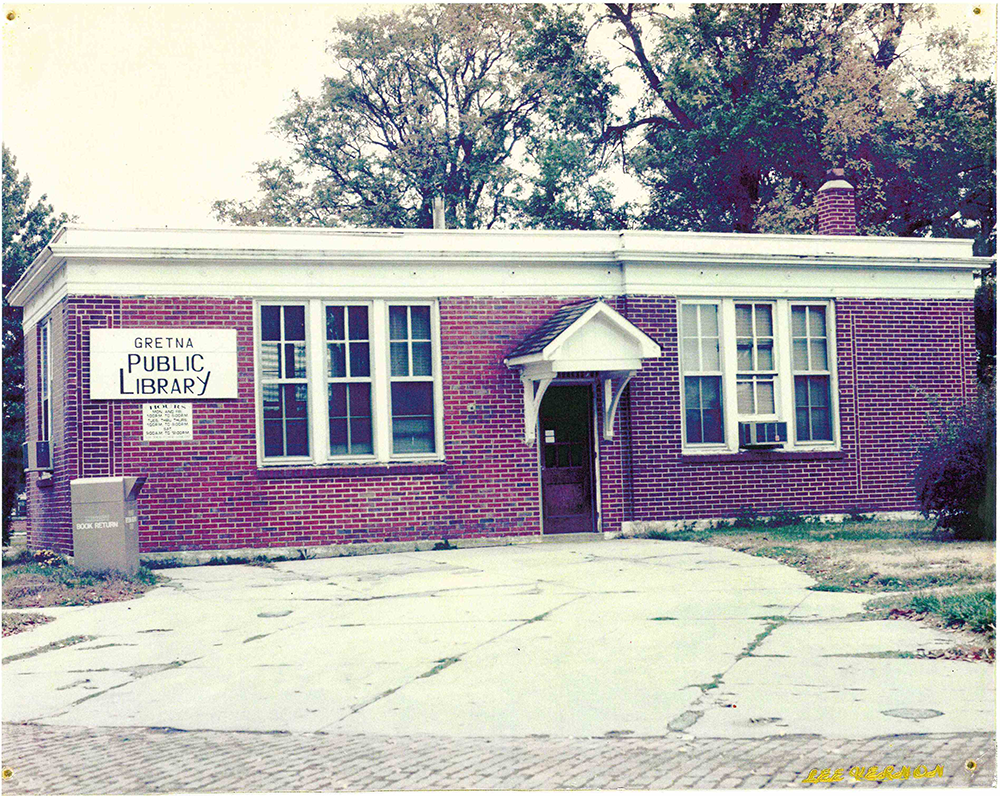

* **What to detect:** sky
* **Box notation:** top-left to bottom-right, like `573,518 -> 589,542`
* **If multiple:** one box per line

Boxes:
2,2 -> 996,230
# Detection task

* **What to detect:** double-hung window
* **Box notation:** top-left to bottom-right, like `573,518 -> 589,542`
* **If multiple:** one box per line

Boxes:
680,303 -> 724,444
735,302 -> 776,419
256,300 -> 442,465
39,318 -> 52,443
679,299 -> 837,451
326,304 -> 374,456
791,305 -> 833,442
260,304 -> 310,459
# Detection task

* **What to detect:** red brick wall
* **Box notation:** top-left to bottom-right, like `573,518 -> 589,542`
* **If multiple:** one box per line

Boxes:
23,293 -> 974,554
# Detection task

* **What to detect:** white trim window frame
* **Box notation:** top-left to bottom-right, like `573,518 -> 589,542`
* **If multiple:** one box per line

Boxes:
39,317 -> 53,443
734,301 -> 778,421
255,299 -> 444,466
680,298 -> 839,454
679,301 -> 726,447
257,302 -> 312,463
789,302 -> 838,447
323,302 -> 376,460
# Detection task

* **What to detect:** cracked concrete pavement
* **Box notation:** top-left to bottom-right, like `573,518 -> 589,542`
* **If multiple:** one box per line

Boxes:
3,539 -> 994,740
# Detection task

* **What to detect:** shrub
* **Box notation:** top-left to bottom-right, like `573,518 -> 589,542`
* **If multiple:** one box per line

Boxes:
731,506 -> 760,529
764,508 -> 803,528
913,393 -> 995,540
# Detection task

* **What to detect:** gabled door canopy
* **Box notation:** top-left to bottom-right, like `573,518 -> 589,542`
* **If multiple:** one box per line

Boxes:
504,300 -> 662,444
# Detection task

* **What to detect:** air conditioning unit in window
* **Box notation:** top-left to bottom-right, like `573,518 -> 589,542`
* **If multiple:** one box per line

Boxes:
739,421 -> 787,449
22,440 -> 51,471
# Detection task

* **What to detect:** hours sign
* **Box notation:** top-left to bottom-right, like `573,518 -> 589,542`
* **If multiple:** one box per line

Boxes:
89,329 -> 238,400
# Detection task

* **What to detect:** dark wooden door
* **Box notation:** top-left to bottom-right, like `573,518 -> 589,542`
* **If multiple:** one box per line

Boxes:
539,385 -> 595,534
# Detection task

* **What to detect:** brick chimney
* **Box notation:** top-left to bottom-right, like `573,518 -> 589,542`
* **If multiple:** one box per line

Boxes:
817,168 -> 857,235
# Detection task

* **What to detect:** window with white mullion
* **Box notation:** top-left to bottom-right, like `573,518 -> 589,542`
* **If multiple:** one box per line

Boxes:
680,302 -> 724,445
735,302 -> 777,418
39,319 -> 52,443
259,303 -> 310,459
326,303 -> 374,458
388,304 -> 436,454
791,304 -> 833,442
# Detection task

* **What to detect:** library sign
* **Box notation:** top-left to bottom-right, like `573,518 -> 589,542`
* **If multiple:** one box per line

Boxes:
90,329 -> 238,400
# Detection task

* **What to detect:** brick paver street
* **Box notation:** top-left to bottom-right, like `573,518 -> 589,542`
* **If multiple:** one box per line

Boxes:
2,723 -> 995,792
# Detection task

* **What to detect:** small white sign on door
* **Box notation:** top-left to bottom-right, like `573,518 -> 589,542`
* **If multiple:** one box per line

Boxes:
544,429 -> 556,443
142,403 -> 194,441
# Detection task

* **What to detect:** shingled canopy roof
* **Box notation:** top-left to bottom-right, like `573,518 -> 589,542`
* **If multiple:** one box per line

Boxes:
506,299 -> 601,360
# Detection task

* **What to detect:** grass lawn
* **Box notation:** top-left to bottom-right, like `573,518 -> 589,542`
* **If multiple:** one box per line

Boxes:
2,548 -> 160,636
644,518 -> 995,656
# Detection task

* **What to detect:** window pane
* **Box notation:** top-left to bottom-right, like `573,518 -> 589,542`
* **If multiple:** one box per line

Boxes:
681,305 -> 699,336
682,338 -> 700,370
412,341 -> 432,376
392,382 -> 433,416
810,339 -> 828,371
808,306 -> 827,337
791,306 -> 807,336
701,375 -> 720,409
757,341 -> 773,370
349,383 -> 372,417
811,407 -> 832,440
685,408 -> 703,443
348,305 -> 369,340
703,407 -> 723,443
735,305 -> 752,336
701,338 -> 719,371
262,383 -> 282,419
284,305 -> 305,341
286,420 -> 309,456
284,342 -> 307,379
390,342 -> 409,376
389,306 -> 408,340
350,418 -> 374,454
329,418 -> 349,456
261,306 -> 281,341
737,380 -> 754,414
349,342 -> 370,377
261,343 -> 281,378
700,304 -> 718,336
285,384 -> 309,418
756,380 -> 775,414
392,382 -> 435,453
328,383 -> 347,417
326,306 -> 345,341
755,305 -> 773,336
795,376 -> 808,406
392,417 -> 435,453
410,306 -> 431,339
684,377 -> 700,410
793,339 -> 809,370
263,420 -> 284,457
796,407 -> 810,440
737,340 -> 753,370
809,375 -> 830,407
328,343 -> 346,378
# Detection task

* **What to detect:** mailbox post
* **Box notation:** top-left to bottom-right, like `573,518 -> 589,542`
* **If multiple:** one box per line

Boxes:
70,476 -> 146,575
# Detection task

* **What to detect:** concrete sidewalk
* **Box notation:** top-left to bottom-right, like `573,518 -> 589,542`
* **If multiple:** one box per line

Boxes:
2,538 -> 995,790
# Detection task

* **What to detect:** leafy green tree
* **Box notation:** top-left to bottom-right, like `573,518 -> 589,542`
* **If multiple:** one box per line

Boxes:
2,146 -> 70,541
215,4 -> 618,230
600,3 -> 995,244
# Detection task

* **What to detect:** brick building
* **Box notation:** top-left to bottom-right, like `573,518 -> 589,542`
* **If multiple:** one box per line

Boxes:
8,176 -> 984,557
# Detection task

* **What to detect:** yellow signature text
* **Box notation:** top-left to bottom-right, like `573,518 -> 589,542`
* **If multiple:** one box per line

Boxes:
802,764 -> 943,783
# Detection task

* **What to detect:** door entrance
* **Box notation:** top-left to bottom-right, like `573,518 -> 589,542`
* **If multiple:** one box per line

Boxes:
539,384 -> 595,534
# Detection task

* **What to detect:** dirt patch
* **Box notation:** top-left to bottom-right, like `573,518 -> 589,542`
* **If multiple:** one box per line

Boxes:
3,551 -> 160,619
2,611 -> 54,636
647,519 -> 995,657
4,570 -> 156,608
